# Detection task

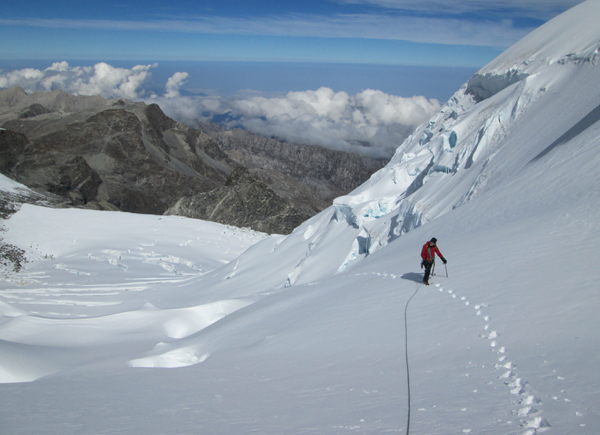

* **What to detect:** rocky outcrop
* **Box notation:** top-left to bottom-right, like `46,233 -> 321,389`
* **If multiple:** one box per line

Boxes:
0,89 -> 231,215
0,129 -> 29,174
0,165 -> 68,276
208,129 -> 386,216
18,103 -> 52,119
0,87 -> 386,234
166,166 -> 310,234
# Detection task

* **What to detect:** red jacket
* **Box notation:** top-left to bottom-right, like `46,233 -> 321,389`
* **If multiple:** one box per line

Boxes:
421,242 -> 443,262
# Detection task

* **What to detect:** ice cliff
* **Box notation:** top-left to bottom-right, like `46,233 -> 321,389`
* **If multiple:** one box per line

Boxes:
203,0 -> 600,290
316,0 -> 600,272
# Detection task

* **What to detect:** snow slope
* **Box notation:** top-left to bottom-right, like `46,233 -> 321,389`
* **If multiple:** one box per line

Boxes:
1,1 -> 600,434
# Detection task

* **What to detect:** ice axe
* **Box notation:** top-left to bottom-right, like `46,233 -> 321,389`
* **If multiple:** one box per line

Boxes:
433,261 -> 448,278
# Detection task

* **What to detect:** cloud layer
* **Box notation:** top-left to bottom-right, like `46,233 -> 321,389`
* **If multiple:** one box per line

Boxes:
0,62 -> 440,159
152,87 -> 439,158
0,1 -> 582,49
335,0 -> 583,19
0,13 -> 531,47
0,61 -> 156,100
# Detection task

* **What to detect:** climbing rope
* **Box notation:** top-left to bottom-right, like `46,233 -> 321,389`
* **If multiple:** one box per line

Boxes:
403,283 -> 421,435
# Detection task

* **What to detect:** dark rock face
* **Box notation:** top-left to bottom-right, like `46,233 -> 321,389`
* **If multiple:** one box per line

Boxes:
18,103 -> 52,119
0,91 -> 229,215
209,130 -> 386,216
166,166 -> 310,234
0,87 -> 387,234
44,155 -> 101,205
0,129 -> 29,174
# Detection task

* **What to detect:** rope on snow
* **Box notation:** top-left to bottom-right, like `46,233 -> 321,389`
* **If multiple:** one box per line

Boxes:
403,283 -> 421,435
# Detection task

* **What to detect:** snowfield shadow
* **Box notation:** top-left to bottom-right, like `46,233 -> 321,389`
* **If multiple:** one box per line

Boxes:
529,102 -> 600,163
401,272 -> 424,283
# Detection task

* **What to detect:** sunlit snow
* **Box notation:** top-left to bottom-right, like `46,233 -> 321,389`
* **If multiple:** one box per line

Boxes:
1,1 -> 599,434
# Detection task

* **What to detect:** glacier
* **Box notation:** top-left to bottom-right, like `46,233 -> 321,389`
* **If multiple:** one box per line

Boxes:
0,1 -> 599,434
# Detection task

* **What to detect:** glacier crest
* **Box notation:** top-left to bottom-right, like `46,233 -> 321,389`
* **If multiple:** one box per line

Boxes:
557,43 -> 600,66
465,70 -> 529,103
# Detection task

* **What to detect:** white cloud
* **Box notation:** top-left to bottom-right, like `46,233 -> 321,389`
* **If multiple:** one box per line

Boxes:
335,0 -> 584,19
0,61 -> 157,99
1,62 -> 440,159
165,72 -> 189,98
0,1 -> 584,53
0,68 -> 45,91
150,87 -> 440,159
0,14 -> 531,47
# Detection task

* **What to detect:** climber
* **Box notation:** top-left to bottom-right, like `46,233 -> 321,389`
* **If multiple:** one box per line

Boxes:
421,237 -> 447,285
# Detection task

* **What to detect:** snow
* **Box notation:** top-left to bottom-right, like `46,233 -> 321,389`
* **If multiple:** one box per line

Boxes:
0,172 -> 35,196
1,1 -> 600,434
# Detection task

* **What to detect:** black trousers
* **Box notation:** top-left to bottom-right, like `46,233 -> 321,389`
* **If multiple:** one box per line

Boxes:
423,260 -> 434,282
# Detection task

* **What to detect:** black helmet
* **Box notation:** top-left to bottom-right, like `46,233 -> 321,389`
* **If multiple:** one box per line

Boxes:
430,237 -> 437,243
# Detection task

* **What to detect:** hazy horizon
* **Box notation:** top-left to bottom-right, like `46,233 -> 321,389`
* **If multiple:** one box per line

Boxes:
0,59 -> 478,103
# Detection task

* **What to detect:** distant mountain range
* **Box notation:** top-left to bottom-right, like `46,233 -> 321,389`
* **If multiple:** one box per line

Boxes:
0,87 -> 385,234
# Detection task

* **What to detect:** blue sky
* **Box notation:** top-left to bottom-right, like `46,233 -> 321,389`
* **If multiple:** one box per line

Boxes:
0,0 -> 584,67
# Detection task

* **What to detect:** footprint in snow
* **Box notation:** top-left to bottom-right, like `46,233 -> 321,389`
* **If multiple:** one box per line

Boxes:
108,258 -> 129,273
437,288 -> 549,433
102,249 -> 122,258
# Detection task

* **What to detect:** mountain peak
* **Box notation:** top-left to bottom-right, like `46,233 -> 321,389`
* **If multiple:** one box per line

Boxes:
480,0 -> 600,76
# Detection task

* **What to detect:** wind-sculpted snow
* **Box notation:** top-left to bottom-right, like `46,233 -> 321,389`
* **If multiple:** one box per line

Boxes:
0,295 -> 255,382
0,205 -> 267,382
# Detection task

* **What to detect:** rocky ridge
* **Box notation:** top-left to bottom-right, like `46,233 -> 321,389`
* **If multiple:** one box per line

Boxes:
0,87 -> 386,234
209,129 -> 385,216
166,166 -> 310,235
